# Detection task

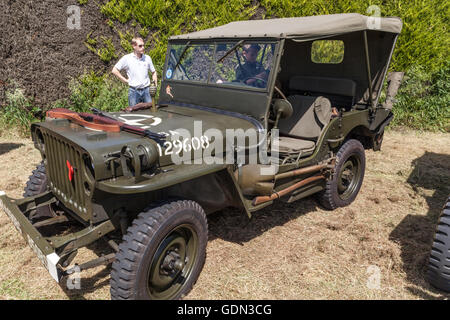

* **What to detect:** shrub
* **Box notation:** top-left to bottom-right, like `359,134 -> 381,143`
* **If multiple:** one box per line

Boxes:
67,70 -> 128,113
0,88 -> 40,135
393,62 -> 450,132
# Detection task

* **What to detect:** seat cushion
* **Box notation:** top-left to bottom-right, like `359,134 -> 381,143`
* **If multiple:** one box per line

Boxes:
277,136 -> 315,155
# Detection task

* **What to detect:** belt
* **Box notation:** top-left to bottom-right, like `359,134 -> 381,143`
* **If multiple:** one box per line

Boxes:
129,86 -> 149,90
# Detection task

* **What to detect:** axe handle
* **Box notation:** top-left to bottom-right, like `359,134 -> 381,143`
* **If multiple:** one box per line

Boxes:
47,109 -> 121,132
47,108 -> 165,144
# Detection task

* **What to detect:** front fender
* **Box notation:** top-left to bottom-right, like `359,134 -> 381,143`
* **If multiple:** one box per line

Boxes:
97,163 -> 251,218
97,163 -> 228,194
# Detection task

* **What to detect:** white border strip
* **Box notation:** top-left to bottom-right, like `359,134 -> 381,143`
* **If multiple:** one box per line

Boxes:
46,253 -> 61,283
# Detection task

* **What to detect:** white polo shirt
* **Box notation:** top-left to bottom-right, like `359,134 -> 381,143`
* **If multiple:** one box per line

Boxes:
114,53 -> 156,89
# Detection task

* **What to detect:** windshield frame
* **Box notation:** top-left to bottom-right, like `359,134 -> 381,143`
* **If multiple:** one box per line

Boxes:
163,39 -> 280,93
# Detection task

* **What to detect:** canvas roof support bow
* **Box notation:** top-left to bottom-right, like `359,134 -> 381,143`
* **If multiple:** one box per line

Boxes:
363,31 -> 374,114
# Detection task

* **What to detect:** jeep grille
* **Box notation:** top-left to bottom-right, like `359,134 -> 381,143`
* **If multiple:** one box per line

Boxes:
41,131 -> 90,221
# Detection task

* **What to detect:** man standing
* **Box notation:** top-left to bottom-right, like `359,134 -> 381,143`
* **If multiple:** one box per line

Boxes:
112,37 -> 158,106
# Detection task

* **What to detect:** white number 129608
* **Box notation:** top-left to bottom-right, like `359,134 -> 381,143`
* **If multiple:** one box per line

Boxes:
156,135 -> 210,156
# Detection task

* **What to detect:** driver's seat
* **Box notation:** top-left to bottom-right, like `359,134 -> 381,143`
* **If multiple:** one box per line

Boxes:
276,95 -> 332,156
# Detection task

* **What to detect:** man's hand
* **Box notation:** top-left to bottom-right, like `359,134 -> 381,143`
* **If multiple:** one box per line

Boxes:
112,67 -> 129,84
152,71 -> 158,85
255,71 -> 268,80
244,71 -> 268,85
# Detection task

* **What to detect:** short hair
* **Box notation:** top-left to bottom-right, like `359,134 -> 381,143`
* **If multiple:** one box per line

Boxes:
131,37 -> 144,46
243,44 -> 261,52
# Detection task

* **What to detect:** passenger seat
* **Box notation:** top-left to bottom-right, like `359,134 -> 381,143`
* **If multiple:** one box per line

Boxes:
277,95 -> 332,156
275,75 -> 356,157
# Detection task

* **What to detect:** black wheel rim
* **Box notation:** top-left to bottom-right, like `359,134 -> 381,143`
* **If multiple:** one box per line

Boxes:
337,154 -> 362,201
147,224 -> 198,299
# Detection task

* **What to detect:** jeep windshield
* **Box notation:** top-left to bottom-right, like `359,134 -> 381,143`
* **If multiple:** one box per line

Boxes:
165,41 -> 276,89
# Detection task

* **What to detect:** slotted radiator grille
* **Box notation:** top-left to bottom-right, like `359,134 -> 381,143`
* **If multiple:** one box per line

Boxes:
42,131 -> 89,220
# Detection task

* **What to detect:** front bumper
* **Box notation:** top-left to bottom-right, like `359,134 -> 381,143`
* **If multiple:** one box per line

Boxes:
0,191 -> 61,282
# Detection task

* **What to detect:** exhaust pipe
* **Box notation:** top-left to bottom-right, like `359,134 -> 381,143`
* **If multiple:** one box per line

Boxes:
235,159 -> 334,196
252,175 -> 325,206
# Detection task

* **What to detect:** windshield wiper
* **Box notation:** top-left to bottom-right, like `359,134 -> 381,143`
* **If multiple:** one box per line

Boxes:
216,40 -> 245,63
173,41 -> 191,72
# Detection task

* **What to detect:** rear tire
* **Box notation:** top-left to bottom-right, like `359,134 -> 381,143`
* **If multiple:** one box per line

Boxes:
110,200 -> 208,300
426,196 -> 450,292
317,139 -> 366,210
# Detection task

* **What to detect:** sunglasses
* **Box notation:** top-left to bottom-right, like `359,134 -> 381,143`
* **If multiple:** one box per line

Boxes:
135,44 -> 144,48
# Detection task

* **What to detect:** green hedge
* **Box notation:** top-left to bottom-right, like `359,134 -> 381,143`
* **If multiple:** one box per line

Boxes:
96,0 -> 449,73
98,0 -> 257,70
89,0 -> 450,132
2,0 -> 448,133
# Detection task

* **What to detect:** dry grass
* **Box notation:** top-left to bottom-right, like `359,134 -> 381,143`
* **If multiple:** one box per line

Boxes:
0,127 -> 449,300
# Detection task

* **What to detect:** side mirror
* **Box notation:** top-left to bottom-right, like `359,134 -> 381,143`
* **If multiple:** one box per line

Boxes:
272,99 -> 293,129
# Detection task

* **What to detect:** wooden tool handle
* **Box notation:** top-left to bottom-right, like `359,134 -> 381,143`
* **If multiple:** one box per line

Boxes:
47,109 -> 121,132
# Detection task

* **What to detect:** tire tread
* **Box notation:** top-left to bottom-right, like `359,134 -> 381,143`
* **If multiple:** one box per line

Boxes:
317,139 -> 366,210
110,200 -> 207,300
427,196 -> 450,292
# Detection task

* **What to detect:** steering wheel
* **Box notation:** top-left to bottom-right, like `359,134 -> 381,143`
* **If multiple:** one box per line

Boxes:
242,76 -> 267,88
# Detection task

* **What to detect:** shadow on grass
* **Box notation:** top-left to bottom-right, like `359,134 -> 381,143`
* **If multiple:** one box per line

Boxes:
208,196 -> 319,244
0,143 -> 23,156
389,151 -> 450,299
61,267 -> 111,300
59,238 -> 116,300
57,196 -> 321,299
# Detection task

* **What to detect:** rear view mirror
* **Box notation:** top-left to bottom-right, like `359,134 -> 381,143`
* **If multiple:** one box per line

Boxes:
273,99 -> 293,129
273,99 -> 293,119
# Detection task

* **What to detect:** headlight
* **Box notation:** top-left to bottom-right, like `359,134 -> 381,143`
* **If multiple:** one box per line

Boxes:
120,143 -> 158,178
136,144 -> 158,171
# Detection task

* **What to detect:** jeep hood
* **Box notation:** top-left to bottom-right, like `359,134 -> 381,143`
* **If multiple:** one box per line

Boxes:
33,104 -> 262,180
109,104 -> 263,137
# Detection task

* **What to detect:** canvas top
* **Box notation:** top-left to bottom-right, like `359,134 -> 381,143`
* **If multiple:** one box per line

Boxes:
170,13 -> 402,40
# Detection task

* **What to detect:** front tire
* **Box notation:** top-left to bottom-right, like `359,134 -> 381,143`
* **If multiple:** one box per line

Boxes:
426,196 -> 450,292
317,139 -> 366,210
23,161 -> 53,220
110,200 -> 208,300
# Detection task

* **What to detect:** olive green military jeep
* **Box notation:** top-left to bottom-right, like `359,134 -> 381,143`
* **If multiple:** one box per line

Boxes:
0,13 -> 404,299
